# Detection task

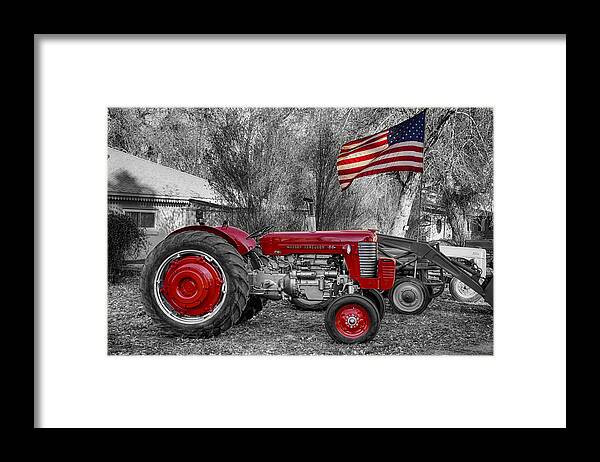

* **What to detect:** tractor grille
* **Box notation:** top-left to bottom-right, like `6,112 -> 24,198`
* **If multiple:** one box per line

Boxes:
358,242 -> 378,278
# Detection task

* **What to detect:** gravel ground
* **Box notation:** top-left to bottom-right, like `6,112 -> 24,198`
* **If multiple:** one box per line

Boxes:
108,275 -> 493,355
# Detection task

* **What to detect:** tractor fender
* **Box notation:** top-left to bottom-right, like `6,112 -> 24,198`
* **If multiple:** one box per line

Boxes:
167,225 -> 257,256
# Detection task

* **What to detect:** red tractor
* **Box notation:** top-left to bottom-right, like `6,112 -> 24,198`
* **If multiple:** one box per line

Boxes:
140,224 -> 395,343
140,224 -> 493,344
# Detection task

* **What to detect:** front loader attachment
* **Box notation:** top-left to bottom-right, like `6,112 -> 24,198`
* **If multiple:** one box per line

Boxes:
483,276 -> 493,306
377,234 -> 493,307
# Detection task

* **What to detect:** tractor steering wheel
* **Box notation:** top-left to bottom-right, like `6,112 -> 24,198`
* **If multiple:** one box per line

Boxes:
246,225 -> 274,240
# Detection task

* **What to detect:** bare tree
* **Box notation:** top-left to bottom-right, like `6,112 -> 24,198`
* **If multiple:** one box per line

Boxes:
202,108 -> 302,231
107,107 -> 492,240
303,108 -> 371,230
426,108 -> 493,244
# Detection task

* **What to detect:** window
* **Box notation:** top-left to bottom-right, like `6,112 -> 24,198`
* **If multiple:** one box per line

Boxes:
125,210 -> 156,229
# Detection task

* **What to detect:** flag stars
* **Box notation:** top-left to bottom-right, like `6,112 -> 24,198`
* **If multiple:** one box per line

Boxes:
387,111 -> 425,144
339,111 -> 426,190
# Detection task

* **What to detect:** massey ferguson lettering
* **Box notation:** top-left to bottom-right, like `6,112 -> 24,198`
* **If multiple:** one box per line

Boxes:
285,244 -> 337,250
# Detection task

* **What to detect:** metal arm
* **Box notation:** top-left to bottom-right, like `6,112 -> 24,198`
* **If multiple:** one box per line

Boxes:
377,233 -> 493,306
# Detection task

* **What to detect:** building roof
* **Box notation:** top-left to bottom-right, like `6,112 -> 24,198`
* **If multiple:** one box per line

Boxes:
107,147 -> 221,203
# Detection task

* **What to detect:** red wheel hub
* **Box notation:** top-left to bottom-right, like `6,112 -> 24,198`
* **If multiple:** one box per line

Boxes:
160,255 -> 223,316
335,304 -> 371,339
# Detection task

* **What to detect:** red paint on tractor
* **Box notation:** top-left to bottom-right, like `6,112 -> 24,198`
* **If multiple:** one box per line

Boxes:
168,225 -> 256,255
160,255 -> 223,316
259,230 -> 393,289
167,226 -> 394,290
259,230 -> 376,255
377,258 -> 396,291
335,304 -> 371,338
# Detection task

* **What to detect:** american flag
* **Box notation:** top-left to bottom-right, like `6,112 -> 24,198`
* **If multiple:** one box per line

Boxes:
337,110 -> 426,191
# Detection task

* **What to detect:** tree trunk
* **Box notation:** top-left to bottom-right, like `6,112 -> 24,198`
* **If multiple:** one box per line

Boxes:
405,200 -> 422,240
387,110 -> 454,237
389,173 -> 420,236
446,201 -> 469,245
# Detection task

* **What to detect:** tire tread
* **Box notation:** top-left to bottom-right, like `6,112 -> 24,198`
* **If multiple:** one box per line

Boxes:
139,231 -> 249,338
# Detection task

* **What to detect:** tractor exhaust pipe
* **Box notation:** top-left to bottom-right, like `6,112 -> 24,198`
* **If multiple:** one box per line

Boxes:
304,197 -> 316,232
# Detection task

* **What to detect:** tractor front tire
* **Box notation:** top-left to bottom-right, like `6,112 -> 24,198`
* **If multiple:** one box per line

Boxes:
324,295 -> 381,344
389,277 -> 431,315
140,231 -> 250,337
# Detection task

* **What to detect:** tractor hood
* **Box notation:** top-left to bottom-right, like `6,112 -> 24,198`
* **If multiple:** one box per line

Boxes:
259,230 -> 377,256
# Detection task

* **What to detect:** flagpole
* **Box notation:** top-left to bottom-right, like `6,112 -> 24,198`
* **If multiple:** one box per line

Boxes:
414,110 -> 426,278
416,165 -> 425,242
416,110 -> 427,243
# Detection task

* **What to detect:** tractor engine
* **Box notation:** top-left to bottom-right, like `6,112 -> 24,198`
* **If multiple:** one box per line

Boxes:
249,253 -> 350,302
247,229 -> 396,302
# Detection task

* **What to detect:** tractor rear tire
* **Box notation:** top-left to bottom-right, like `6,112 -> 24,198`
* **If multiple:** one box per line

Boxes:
389,277 -> 431,315
290,298 -> 331,312
237,295 -> 265,324
324,295 -> 381,344
140,231 -> 250,337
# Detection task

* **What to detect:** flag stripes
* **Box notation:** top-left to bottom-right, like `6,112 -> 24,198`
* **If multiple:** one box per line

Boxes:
340,130 -> 388,153
338,141 -> 424,189
337,152 -> 424,176
337,141 -> 424,167
337,111 -> 426,190
339,164 -> 424,189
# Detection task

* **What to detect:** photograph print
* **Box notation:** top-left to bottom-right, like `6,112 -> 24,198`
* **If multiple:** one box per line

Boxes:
107,107 -> 493,356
